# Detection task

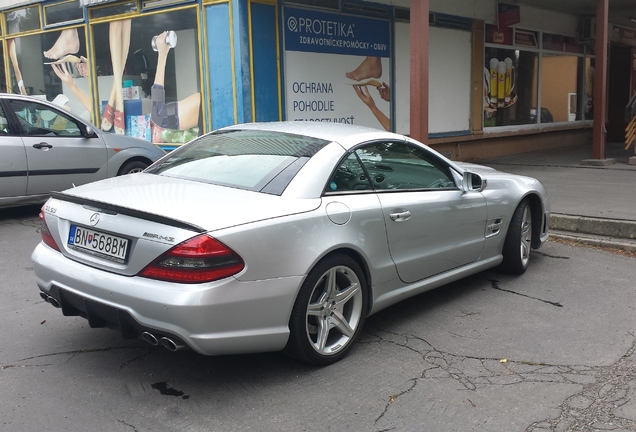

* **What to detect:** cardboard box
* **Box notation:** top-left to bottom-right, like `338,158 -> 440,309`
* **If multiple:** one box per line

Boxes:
124,98 -> 152,116
122,87 -> 132,100
125,114 -> 151,141
122,86 -> 143,100
130,86 -> 143,99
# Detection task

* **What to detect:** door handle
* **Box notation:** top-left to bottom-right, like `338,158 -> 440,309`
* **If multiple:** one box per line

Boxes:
389,210 -> 411,222
33,142 -> 52,149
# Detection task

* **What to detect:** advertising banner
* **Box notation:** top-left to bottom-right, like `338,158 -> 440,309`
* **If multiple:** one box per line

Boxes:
497,3 -> 521,28
283,7 -> 392,131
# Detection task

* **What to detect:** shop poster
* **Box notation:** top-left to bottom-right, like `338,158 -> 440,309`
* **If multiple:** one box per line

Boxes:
283,7 -> 391,131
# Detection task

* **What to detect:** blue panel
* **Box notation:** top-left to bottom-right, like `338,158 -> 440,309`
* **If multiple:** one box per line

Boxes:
206,4 -> 235,130
233,0 -> 249,123
284,7 -> 390,57
251,3 -> 279,122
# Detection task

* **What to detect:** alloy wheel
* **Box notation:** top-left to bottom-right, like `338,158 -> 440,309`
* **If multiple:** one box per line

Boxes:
305,265 -> 364,356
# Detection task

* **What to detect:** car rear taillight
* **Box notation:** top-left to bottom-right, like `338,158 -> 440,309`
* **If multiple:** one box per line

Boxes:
39,208 -> 60,252
139,234 -> 244,283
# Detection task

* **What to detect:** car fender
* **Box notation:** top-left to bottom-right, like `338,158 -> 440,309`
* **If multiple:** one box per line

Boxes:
106,146 -> 165,177
217,195 -> 398,288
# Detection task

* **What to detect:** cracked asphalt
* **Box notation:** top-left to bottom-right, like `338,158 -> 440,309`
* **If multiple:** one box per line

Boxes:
1,205 -> 635,432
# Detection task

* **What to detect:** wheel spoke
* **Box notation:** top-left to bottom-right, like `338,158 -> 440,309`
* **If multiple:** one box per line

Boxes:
334,281 -> 359,308
307,273 -> 332,316
522,225 -> 531,238
521,208 -> 532,238
331,310 -> 355,337
324,268 -> 338,298
307,302 -> 323,317
315,316 -> 330,351
521,241 -> 530,259
520,207 -> 532,262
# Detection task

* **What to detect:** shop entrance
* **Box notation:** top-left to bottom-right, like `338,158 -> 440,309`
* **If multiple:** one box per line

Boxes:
607,44 -> 632,143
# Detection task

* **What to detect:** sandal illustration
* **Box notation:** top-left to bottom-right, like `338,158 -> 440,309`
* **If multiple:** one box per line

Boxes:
101,103 -> 115,131
113,109 -> 125,135
348,79 -> 383,88
44,54 -> 81,65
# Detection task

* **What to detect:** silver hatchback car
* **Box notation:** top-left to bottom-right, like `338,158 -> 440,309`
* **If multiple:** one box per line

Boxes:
0,93 -> 165,209
33,121 -> 550,365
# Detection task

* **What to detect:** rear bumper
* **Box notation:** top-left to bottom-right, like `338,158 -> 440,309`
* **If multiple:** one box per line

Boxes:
32,243 -> 303,356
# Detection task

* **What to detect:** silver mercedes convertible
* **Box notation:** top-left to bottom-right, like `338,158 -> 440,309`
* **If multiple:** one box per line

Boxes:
33,122 -> 550,365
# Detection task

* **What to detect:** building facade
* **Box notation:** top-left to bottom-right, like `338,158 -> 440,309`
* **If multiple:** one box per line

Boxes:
0,0 -> 633,158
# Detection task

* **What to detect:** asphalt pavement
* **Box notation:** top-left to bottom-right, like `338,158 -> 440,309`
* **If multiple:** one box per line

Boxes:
474,140 -> 636,251
2,147 -> 636,431
2,205 -> 636,431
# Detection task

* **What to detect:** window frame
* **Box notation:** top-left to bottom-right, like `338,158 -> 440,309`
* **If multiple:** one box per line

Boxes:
323,140 -> 459,196
484,26 -> 594,132
5,99 -> 83,137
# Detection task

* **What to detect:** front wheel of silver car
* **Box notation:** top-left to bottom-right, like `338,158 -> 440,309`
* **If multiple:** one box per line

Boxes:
119,160 -> 148,175
285,254 -> 368,366
500,200 -> 533,274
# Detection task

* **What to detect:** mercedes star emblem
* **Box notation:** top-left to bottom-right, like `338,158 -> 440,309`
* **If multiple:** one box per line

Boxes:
89,213 -> 100,226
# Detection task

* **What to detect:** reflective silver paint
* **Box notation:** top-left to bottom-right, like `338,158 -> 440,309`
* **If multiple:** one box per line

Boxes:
32,122 -> 551,357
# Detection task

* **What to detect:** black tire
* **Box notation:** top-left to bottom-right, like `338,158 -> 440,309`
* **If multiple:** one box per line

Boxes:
500,200 -> 533,274
119,160 -> 148,175
285,254 -> 368,366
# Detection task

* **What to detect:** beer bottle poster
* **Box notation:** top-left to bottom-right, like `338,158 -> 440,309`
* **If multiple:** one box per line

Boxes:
283,7 -> 391,131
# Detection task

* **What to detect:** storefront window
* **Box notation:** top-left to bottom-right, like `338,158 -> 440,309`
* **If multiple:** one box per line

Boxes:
91,8 -> 201,147
6,27 -> 90,120
540,54 -> 590,122
6,6 -> 41,35
585,58 -> 595,119
484,48 -> 538,127
539,32 -> 592,123
0,45 -> 5,92
44,1 -> 84,26
90,2 -> 138,19
484,26 -> 593,128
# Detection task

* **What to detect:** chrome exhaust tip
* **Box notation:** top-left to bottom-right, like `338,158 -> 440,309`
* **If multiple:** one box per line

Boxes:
141,332 -> 159,346
47,296 -> 60,308
40,292 -> 61,308
160,337 -> 184,352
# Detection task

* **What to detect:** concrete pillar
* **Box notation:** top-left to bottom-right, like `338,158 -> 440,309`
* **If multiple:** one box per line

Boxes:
591,0 -> 609,160
409,0 -> 429,143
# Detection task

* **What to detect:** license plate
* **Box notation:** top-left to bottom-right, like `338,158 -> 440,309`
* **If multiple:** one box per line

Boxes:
68,225 -> 129,263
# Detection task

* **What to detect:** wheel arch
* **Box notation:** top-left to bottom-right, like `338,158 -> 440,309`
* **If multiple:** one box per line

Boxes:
315,247 -> 374,314
116,156 -> 154,176
523,192 -> 545,249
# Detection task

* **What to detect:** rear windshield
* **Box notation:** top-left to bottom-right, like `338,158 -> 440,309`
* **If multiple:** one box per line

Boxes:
146,129 -> 329,194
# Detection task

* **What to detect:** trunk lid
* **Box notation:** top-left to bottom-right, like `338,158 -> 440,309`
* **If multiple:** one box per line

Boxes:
42,173 -> 320,276
57,173 -> 321,231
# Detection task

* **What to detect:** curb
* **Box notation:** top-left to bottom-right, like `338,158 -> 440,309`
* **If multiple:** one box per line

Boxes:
549,213 -> 636,252
550,213 -> 636,239
549,231 -> 636,253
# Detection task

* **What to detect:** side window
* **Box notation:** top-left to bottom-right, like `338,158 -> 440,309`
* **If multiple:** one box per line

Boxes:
325,152 -> 373,194
0,104 -> 10,134
354,141 -> 456,191
7,100 -> 81,137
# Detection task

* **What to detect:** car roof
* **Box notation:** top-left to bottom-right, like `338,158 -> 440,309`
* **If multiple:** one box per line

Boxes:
218,121 -> 408,151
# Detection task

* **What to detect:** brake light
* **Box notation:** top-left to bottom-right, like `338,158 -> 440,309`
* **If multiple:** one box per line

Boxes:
139,234 -> 244,283
39,208 -> 60,252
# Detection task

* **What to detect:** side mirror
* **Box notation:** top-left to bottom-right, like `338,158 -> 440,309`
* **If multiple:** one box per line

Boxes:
83,125 -> 97,138
462,171 -> 487,193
